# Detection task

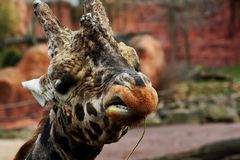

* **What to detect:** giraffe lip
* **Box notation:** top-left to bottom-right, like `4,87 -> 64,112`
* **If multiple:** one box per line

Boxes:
106,105 -> 131,116
105,96 -> 127,108
105,97 -> 131,117
105,96 -> 132,114
106,105 -> 144,119
105,97 -> 144,119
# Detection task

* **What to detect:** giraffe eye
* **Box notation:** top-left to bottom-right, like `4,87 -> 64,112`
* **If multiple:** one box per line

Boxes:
54,75 -> 77,94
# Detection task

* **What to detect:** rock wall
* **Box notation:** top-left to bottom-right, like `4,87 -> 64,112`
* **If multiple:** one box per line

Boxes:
129,35 -> 166,88
0,44 -> 49,128
111,2 -> 240,67
22,1 -> 240,68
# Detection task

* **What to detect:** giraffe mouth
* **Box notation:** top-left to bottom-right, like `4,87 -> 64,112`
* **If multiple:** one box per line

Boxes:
103,85 -> 158,125
105,96 -> 145,125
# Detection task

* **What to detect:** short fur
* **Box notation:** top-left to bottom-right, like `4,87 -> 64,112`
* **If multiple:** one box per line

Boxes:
14,108 -> 50,160
15,0 -> 158,159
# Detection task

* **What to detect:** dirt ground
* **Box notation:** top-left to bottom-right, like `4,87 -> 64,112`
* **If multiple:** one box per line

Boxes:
1,123 -> 240,160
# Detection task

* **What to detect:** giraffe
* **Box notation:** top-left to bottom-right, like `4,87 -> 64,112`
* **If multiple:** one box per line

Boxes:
14,0 -> 158,159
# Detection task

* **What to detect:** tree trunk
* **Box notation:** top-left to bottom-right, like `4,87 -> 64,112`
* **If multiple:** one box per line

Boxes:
228,0 -> 240,38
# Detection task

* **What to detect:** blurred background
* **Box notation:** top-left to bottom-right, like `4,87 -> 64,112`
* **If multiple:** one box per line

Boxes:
0,0 -> 240,159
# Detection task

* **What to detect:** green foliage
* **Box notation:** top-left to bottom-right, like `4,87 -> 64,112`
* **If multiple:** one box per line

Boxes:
0,47 -> 22,68
188,81 -> 232,95
0,127 -> 34,139
217,65 -> 240,81
0,0 -> 20,48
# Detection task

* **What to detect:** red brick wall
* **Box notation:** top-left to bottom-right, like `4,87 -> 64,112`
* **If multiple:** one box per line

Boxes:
25,1 -> 240,68
111,2 -> 240,67
26,2 -> 72,38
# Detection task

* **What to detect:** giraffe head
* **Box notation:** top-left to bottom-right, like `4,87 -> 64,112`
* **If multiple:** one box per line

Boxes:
23,0 -> 158,145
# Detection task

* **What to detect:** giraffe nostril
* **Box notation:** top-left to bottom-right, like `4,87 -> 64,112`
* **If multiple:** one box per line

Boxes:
134,75 -> 145,87
115,72 -> 146,88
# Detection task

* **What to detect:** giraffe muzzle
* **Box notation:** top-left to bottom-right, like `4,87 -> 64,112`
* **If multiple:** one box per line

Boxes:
104,82 -> 158,125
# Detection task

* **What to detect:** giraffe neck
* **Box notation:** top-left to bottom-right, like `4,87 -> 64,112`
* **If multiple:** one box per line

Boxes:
27,109 -> 103,160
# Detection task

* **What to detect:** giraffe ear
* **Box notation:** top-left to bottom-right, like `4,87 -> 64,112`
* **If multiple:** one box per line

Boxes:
22,78 -> 48,107
118,42 -> 140,71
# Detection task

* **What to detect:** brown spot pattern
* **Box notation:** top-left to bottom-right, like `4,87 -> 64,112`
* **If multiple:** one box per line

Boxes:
90,121 -> 103,135
103,116 -> 109,127
75,104 -> 85,121
85,128 -> 98,141
86,103 -> 98,117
